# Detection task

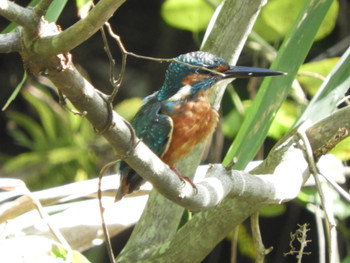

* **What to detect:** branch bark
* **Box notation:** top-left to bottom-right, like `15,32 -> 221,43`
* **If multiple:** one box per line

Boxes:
0,0 -> 35,28
33,0 -> 54,17
0,31 -> 21,52
33,0 -> 126,56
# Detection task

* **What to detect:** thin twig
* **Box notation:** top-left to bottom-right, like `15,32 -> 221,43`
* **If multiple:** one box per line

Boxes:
100,25 -> 118,100
58,90 -> 87,116
284,223 -> 312,262
251,212 -> 273,263
104,22 -> 226,81
314,204 -> 326,263
98,160 -> 120,263
297,125 -> 337,263
230,227 -> 239,263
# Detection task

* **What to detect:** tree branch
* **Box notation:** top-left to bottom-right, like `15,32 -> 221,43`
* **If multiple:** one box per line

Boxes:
33,0 -> 54,17
33,0 -> 126,56
0,0 -> 35,28
0,31 -> 22,52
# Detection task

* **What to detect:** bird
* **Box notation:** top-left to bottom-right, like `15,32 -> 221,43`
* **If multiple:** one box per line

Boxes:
115,51 -> 285,201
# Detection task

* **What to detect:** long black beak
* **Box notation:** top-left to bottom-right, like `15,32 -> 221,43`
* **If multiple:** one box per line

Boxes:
223,66 -> 286,78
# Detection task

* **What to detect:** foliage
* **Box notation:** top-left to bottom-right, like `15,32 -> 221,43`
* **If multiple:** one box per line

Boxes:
161,0 -> 215,33
253,0 -> 339,42
222,0 -> 338,169
4,85 -> 100,189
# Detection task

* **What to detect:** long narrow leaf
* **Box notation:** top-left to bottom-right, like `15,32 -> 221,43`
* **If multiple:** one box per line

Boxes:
2,71 -> 27,111
296,46 -> 350,124
222,0 -> 334,169
45,0 -> 69,23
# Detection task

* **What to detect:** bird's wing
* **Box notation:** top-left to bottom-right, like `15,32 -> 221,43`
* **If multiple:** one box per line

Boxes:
132,98 -> 173,156
115,98 -> 173,201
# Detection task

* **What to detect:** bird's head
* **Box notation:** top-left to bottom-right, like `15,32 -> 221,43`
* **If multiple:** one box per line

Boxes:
156,51 -> 285,101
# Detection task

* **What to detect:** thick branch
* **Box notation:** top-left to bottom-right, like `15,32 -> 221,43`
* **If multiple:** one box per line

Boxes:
33,0 -> 126,56
0,0 -> 35,28
0,31 -> 21,52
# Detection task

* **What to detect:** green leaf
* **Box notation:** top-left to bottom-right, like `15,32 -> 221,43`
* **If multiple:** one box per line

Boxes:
52,245 -> 91,263
23,91 -> 59,143
2,71 -> 27,111
115,97 -> 143,121
268,100 -> 300,140
3,151 -> 46,172
254,0 -> 338,42
161,0 -> 214,32
47,147 -> 87,164
222,100 -> 251,139
223,0 -> 335,169
7,111 -> 47,148
45,0 -> 69,22
329,137 -> 350,161
296,46 -> 350,124
76,0 -> 93,18
259,204 -> 286,217
298,57 -> 339,95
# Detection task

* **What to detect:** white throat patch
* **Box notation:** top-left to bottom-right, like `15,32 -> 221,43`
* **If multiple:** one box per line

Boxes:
166,85 -> 192,101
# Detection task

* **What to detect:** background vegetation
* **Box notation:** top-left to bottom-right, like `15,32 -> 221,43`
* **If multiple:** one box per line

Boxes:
0,0 -> 349,262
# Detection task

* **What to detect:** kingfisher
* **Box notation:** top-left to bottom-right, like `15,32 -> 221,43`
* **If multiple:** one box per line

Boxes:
115,51 -> 285,201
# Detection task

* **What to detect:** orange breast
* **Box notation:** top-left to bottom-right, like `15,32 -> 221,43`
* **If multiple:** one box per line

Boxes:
161,92 -> 219,165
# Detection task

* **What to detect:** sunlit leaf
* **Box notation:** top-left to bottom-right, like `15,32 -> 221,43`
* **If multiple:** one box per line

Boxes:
52,245 -> 92,263
298,57 -> 339,95
76,0 -> 93,19
161,0 -> 214,32
296,46 -> 350,124
329,137 -> 350,161
254,0 -> 338,42
259,204 -> 286,217
115,97 -> 143,121
45,0 -> 69,22
268,100 -> 300,140
3,151 -> 46,172
222,100 -> 251,139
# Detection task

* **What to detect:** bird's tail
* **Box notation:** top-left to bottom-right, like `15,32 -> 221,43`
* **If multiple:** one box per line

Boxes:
115,161 -> 145,202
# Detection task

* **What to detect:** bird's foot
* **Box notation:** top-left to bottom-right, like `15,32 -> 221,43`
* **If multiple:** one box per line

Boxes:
58,90 -> 87,116
95,91 -> 115,134
170,165 -> 197,193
